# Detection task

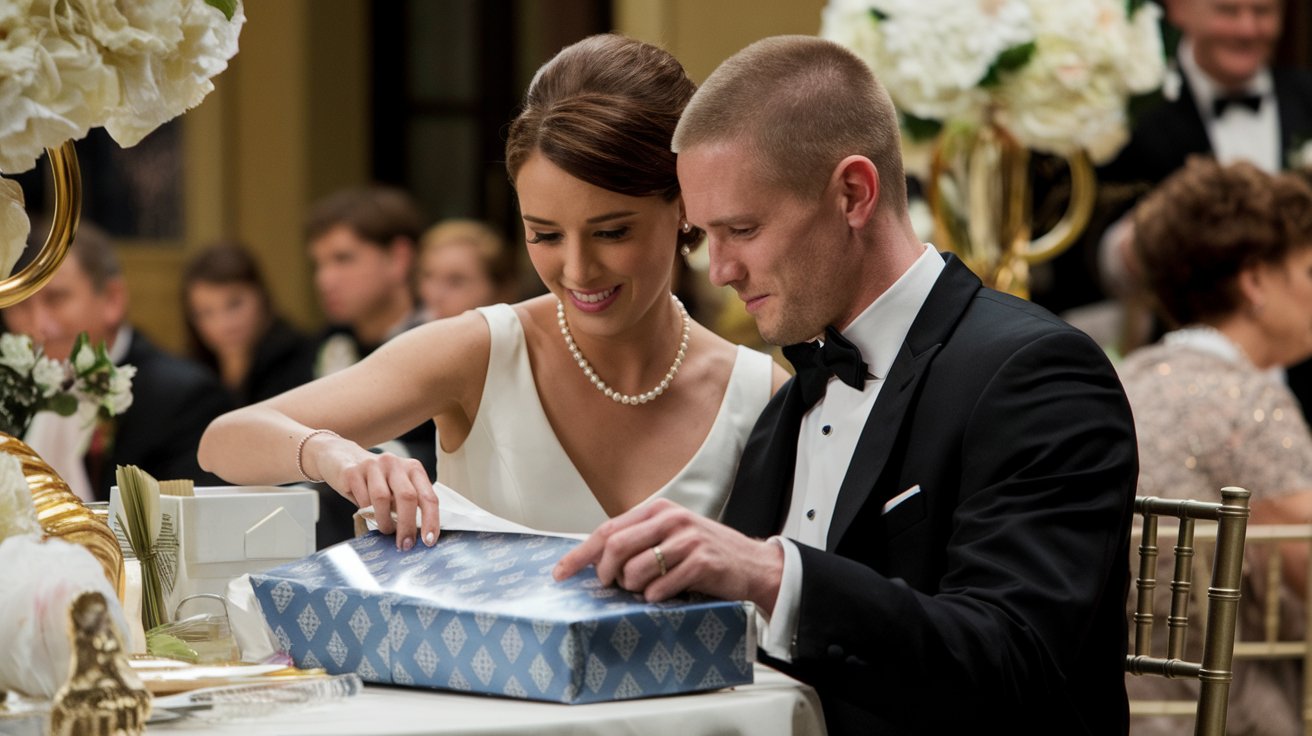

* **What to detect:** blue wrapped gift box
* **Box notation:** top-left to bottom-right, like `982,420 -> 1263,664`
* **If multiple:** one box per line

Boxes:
249,530 -> 752,703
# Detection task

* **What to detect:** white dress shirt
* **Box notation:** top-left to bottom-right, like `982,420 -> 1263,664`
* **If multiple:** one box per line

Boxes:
1178,38 -> 1279,172
24,324 -> 132,502
757,244 -> 944,659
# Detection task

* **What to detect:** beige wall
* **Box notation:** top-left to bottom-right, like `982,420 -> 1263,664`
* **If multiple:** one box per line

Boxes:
615,0 -> 826,83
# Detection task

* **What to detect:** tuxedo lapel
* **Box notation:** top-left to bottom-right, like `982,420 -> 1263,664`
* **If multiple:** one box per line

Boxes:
722,379 -> 808,538
1275,68 -> 1312,164
825,255 -> 980,550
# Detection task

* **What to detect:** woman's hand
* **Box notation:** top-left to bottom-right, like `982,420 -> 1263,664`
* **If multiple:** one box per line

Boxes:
307,433 -> 440,550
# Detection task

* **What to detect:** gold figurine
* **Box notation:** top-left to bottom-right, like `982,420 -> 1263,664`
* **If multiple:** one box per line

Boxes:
50,591 -> 150,736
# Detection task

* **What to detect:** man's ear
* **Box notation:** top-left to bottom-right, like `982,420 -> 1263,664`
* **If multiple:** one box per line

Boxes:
99,276 -> 129,333
834,155 -> 879,229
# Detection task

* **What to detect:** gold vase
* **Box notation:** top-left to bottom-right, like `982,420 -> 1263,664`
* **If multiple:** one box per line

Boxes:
1,432 -> 125,602
0,141 -> 81,308
927,121 -> 1095,299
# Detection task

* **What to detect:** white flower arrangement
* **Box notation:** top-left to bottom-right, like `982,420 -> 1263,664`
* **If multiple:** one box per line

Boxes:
820,0 -> 1166,166
0,0 -> 245,275
0,332 -> 135,438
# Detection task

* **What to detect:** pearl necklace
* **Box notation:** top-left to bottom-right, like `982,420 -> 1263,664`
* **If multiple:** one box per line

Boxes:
556,294 -> 690,405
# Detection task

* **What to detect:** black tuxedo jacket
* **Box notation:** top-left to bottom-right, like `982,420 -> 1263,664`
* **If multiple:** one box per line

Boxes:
724,256 -> 1138,734
94,329 -> 232,501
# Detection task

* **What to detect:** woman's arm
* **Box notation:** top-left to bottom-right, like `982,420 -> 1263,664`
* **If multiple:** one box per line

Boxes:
198,311 -> 491,546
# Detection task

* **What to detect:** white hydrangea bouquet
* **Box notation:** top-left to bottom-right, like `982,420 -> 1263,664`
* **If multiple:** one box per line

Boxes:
820,0 -> 1167,169
0,332 -> 135,438
0,0 -> 245,276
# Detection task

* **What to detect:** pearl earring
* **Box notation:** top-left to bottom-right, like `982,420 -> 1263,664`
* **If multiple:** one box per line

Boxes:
680,244 -> 691,257
680,221 -> 692,234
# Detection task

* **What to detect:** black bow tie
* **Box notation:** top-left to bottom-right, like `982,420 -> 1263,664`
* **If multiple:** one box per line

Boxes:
782,326 -> 870,409
1212,93 -> 1263,117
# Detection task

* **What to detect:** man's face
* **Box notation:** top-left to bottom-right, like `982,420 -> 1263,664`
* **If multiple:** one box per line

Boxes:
1,257 -> 124,360
1171,0 -> 1282,89
678,141 -> 858,346
309,224 -> 409,327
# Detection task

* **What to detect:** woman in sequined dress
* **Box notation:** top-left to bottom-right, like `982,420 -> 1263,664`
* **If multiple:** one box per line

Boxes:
1119,157 -> 1312,736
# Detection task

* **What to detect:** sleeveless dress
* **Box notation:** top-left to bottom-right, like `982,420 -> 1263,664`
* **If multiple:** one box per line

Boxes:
436,303 -> 775,534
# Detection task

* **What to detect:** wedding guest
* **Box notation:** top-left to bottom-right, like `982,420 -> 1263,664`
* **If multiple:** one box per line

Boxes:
1120,158 -> 1312,736
415,218 -> 516,321
1098,0 -> 1312,377
182,240 -> 315,406
304,184 -> 437,515
198,35 -> 787,545
2,221 -> 231,501
554,36 -> 1138,734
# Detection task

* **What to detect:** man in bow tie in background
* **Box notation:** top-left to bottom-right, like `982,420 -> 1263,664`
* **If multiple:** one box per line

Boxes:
556,35 -> 1139,735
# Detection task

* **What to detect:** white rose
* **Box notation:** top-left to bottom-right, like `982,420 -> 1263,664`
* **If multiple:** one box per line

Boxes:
32,356 -> 67,397
72,339 -> 96,373
0,453 -> 41,541
105,363 -> 135,415
0,178 -> 28,278
0,332 -> 36,374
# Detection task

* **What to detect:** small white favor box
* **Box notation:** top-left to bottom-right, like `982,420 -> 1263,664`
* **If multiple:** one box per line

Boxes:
109,485 -> 319,615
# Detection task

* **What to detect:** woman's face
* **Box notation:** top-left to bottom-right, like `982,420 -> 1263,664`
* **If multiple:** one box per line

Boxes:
1252,246 -> 1312,366
187,281 -> 266,357
515,151 -> 681,339
418,242 -> 498,320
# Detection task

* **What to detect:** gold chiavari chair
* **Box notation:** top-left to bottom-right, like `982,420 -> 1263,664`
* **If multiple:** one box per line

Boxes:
1126,487 -> 1251,736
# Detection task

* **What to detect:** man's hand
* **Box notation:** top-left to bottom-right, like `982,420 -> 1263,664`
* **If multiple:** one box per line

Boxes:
553,499 -> 784,612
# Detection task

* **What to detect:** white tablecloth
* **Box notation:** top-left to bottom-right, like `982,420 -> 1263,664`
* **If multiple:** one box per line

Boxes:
147,664 -> 826,736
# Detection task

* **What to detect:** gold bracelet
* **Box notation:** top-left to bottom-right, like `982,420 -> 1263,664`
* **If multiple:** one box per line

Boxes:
296,428 -> 340,483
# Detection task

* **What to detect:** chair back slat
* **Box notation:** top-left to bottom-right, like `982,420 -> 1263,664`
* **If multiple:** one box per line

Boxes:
1126,486 -> 1252,736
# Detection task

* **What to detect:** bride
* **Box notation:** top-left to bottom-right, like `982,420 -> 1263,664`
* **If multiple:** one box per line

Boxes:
198,34 -> 786,548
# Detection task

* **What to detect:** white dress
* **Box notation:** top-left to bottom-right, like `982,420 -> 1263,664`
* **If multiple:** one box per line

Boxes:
436,303 -> 775,534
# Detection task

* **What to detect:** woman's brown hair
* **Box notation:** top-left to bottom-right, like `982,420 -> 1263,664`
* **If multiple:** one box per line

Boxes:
504,34 -> 701,250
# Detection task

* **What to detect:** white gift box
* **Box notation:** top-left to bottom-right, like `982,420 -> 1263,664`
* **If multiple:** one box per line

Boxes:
108,485 -> 318,618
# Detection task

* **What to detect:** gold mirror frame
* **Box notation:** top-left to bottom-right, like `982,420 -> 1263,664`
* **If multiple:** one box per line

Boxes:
0,142 -> 82,308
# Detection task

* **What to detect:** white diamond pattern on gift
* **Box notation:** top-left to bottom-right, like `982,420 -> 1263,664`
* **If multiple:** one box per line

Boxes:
448,669 -> 471,691
532,620 -> 553,644
471,646 -> 496,685
324,589 -> 348,619
326,631 -> 349,668
349,607 -> 372,644
503,675 -> 528,698
665,609 -> 685,630
731,634 -> 750,675
375,636 -> 391,668
670,644 -> 694,683
453,568 -> 478,581
392,661 -> 414,686
457,580 -> 484,594
360,549 -> 384,563
414,640 -> 439,678
387,614 -> 408,652
615,672 -> 643,699
584,653 -> 607,693
609,618 -> 640,661
399,552 -> 426,566
357,657 -> 378,680
558,630 -> 582,671
297,604 -> 321,641
302,650 -> 323,669
591,587 -> 617,599
491,558 -> 515,573
378,594 -> 399,619
501,624 -> 524,663
356,534 -> 380,549
269,581 -> 295,614
442,618 -> 467,656
530,548 -> 555,561
474,611 -> 497,635
695,612 -> 727,653
580,578 -> 603,589
529,653 -> 554,693
646,642 -> 671,682
274,625 -> 291,654
485,544 -> 511,559
415,605 -> 438,630
496,571 -> 523,587
698,666 -> 726,690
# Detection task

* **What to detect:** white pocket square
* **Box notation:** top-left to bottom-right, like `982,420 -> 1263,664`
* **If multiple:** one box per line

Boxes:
882,485 -> 921,515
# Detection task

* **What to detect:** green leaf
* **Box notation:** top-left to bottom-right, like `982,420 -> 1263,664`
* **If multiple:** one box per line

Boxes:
146,630 -> 199,663
979,41 -> 1036,88
1126,0 -> 1147,14
901,113 -> 943,142
204,0 -> 238,21
47,392 -> 79,417
869,8 -> 888,21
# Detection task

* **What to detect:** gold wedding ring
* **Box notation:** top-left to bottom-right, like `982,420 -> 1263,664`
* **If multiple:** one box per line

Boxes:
652,546 -> 668,577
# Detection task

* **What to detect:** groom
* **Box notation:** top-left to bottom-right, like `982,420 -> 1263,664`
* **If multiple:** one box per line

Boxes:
555,36 -> 1139,734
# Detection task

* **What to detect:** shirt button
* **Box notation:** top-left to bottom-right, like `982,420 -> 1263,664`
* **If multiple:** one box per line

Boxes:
821,425 -> 832,436
806,509 -> 816,520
